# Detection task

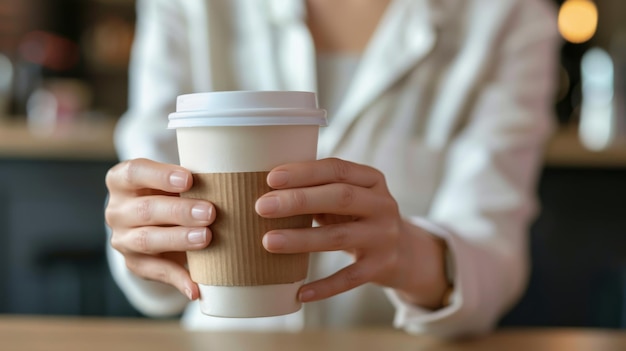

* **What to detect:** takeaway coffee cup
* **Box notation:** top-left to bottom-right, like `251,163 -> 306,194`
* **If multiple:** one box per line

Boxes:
168,91 -> 327,318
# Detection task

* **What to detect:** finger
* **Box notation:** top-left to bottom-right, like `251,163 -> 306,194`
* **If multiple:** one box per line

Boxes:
162,252 -> 188,267
267,158 -> 384,189
112,227 -> 211,255
256,183 -> 390,218
124,254 -> 199,300
112,195 -> 215,227
313,213 -> 356,226
106,158 -> 193,194
297,258 -> 379,302
262,222 -> 378,253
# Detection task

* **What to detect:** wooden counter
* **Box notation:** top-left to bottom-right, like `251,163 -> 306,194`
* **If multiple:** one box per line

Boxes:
0,118 -> 118,161
2,316 -> 626,351
544,126 -> 626,168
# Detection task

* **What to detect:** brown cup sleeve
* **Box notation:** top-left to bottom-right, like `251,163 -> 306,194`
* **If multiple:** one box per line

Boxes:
181,172 -> 312,286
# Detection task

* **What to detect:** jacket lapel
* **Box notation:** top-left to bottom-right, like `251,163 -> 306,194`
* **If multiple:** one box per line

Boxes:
267,0 -> 317,93
319,0 -> 438,155
267,0 -> 438,155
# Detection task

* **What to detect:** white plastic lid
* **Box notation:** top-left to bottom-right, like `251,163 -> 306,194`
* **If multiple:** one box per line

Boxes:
168,91 -> 328,128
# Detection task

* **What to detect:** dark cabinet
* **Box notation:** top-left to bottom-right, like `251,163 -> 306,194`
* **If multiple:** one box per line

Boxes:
503,167 -> 626,328
0,158 -> 140,317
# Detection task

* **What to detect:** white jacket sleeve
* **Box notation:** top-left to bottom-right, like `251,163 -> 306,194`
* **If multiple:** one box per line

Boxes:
108,0 -> 192,317
114,0 -> 190,164
385,0 -> 560,338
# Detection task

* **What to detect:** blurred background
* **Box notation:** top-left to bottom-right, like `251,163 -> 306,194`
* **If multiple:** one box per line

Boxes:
1,0 -> 626,327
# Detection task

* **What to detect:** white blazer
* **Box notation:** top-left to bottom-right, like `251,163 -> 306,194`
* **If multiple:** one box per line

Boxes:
110,0 -> 560,338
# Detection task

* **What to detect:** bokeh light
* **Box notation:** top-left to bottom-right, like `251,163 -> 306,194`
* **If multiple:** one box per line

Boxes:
18,30 -> 80,71
558,0 -> 598,44
579,47 -> 614,151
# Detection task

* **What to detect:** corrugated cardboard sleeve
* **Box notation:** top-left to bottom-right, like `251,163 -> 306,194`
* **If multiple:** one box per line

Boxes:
181,172 -> 312,286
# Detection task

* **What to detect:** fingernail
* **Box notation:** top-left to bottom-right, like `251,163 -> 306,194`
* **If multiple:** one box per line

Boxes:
184,287 -> 193,300
268,171 -> 289,187
192,205 -> 211,221
256,196 -> 279,215
187,228 -> 207,244
299,289 -> 315,302
263,233 -> 286,250
170,171 -> 189,189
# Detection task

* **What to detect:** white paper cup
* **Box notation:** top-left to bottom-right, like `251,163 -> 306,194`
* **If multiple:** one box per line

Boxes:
168,91 -> 327,318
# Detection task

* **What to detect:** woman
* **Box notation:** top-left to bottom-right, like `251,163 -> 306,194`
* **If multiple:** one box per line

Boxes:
105,0 -> 560,338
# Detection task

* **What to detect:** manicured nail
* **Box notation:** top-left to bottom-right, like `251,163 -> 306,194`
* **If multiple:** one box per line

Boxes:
263,233 -> 286,250
268,171 -> 289,187
169,171 -> 188,189
299,289 -> 315,302
256,196 -> 279,215
191,205 -> 211,221
184,287 -> 193,300
187,228 -> 206,244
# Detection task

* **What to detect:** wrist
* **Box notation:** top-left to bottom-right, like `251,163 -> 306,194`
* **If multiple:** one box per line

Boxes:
394,220 -> 452,310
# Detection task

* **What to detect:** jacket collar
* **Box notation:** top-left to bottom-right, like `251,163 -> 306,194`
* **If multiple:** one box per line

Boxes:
267,0 -> 438,155
266,0 -> 316,92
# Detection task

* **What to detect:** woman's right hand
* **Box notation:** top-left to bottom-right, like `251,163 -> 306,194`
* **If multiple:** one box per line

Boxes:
105,158 -> 215,300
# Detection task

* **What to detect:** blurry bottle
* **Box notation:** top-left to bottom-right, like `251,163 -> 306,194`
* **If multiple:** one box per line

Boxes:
26,79 -> 92,136
579,47 -> 617,151
0,53 -> 13,117
609,30 -> 626,144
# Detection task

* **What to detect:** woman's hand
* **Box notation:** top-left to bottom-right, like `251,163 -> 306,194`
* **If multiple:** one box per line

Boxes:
105,158 -> 215,300
256,158 -> 449,309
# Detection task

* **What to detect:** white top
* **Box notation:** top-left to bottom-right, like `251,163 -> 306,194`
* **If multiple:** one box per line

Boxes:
316,53 -> 361,119
109,0 -> 560,339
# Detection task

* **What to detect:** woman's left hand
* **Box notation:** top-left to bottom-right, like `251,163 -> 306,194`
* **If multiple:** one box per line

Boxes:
255,158 -> 449,309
